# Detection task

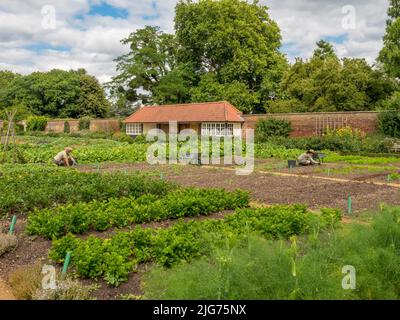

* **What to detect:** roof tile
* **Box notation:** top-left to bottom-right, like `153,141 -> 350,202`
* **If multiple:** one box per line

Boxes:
124,101 -> 244,123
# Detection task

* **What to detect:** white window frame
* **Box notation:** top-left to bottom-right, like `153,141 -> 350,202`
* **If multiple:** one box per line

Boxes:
201,123 -> 234,137
126,123 -> 143,135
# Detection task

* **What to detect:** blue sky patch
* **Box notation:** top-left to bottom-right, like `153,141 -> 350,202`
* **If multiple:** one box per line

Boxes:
24,43 -> 71,54
143,1 -> 160,20
88,2 -> 129,19
323,33 -> 348,44
281,42 -> 301,59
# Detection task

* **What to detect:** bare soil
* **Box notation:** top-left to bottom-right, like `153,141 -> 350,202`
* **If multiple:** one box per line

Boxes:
0,211 -> 233,300
2,161 -> 400,300
79,162 -> 400,213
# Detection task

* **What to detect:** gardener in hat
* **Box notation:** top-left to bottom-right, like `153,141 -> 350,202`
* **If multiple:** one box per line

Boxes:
53,147 -> 77,167
297,149 -> 320,166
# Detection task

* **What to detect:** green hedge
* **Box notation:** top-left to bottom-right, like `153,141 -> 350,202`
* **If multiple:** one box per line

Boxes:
26,116 -> 48,132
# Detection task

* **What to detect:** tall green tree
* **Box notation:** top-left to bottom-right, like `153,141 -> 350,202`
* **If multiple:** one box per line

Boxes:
313,40 -> 337,60
269,41 -> 397,113
175,0 -> 287,113
378,0 -> 400,78
0,69 -> 110,118
111,0 -> 287,113
110,26 -> 193,106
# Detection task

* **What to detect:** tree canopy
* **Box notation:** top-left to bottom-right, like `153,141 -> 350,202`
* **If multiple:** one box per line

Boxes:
0,69 -> 110,118
110,0 -> 287,114
267,41 -> 397,113
379,0 -> 400,78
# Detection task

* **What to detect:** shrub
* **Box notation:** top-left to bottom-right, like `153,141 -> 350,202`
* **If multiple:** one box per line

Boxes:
8,264 -> 42,300
256,118 -> 292,142
63,121 -> 70,134
0,234 -> 18,256
264,134 -> 392,154
324,126 -> 365,139
378,110 -> 400,138
134,135 -> 147,144
78,117 -> 91,131
26,116 -> 48,132
119,120 -> 126,133
33,279 -> 95,300
112,132 -> 134,144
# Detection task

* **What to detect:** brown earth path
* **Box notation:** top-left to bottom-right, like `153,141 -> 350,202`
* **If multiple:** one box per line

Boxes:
0,278 -> 15,300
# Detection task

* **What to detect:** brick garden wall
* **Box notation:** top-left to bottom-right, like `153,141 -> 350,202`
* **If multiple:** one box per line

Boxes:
7,112 -> 379,137
45,119 -> 120,133
46,120 -> 79,133
90,119 -> 120,133
242,111 -> 379,137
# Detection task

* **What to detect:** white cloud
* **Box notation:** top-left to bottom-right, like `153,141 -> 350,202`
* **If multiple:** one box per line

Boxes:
0,0 -> 391,83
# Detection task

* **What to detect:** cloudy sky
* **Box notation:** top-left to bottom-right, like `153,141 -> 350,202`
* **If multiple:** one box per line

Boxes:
0,0 -> 390,83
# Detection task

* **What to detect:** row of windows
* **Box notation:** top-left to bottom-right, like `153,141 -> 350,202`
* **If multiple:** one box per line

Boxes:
201,123 -> 234,137
126,123 -> 235,136
126,123 -> 143,135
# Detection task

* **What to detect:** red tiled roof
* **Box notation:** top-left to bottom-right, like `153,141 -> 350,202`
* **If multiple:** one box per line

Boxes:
124,101 -> 244,123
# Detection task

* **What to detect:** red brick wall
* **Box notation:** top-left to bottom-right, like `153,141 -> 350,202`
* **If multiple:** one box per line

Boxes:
243,111 -> 379,137
44,119 -> 120,133
90,119 -> 120,133
46,120 -> 79,133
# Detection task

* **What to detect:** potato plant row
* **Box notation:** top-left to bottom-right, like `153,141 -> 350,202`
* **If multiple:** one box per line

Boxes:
27,188 -> 250,239
48,205 -> 342,286
0,165 -> 174,215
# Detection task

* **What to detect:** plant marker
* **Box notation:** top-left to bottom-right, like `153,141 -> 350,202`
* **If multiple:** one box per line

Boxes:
96,163 -> 100,173
327,168 -> 331,176
8,215 -> 17,235
347,196 -> 352,215
62,251 -> 72,278
160,172 -> 164,180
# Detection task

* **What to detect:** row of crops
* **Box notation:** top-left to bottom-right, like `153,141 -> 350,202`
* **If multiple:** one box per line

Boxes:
47,205 -> 341,286
1,135 -> 399,166
0,165 -> 173,215
0,164 -> 342,288
26,188 -> 249,238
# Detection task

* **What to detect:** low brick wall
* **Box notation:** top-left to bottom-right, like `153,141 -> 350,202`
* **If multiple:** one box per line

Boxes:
46,120 -> 79,133
243,111 -> 379,137
90,119 -> 120,133
45,119 -> 120,133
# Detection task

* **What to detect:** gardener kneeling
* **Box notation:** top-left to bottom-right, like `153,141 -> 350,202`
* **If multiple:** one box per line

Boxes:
298,149 -> 320,166
53,147 -> 77,167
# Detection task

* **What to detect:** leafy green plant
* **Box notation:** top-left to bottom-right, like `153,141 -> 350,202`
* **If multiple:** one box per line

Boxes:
27,188 -> 250,239
256,118 -> 292,142
48,204 -> 334,285
143,206 -> 400,300
388,172 -> 400,181
64,121 -> 70,134
0,165 -> 175,216
26,116 -> 48,132
78,117 -> 91,131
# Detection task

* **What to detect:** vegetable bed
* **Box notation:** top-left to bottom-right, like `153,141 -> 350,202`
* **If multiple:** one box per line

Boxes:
48,205 -> 341,286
